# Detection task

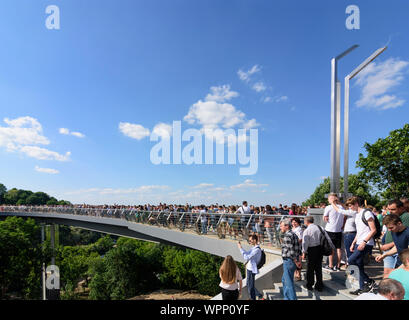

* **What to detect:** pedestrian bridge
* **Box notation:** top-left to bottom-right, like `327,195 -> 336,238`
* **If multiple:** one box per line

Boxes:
0,206 -> 328,300
0,206 -> 291,263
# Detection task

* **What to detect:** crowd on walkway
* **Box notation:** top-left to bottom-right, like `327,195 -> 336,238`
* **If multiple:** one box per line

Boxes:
220,195 -> 409,301
2,196 -> 409,301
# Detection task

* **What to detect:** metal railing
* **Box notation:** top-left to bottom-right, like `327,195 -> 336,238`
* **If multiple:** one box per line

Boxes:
0,205 -> 307,248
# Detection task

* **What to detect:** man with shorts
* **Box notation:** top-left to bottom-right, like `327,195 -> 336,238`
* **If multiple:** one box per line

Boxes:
324,193 -> 344,270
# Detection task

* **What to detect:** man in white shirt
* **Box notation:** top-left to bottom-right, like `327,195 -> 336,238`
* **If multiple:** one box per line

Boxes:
347,196 -> 377,295
236,201 -> 251,235
331,198 -> 357,262
237,234 -> 263,300
354,278 -> 404,300
324,193 -> 344,270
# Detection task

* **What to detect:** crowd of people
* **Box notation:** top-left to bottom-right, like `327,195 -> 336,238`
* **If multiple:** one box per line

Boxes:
0,201 -> 311,245
220,195 -> 409,301
2,196 -> 409,301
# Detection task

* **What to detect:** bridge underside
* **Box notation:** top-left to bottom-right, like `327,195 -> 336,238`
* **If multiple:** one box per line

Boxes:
1,212 -> 250,263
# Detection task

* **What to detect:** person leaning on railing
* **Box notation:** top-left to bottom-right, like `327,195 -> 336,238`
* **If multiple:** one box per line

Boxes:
263,205 -> 275,246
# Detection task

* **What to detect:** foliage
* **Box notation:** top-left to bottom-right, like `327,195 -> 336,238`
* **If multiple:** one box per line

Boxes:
0,217 -> 50,299
160,247 -> 224,296
356,123 -> 409,200
0,217 -> 238,300
58,225 -> 106,246
303,174 -> 381,207
92,238 -> 164,300
0,183 -> 6,204
0,184 -> 71,205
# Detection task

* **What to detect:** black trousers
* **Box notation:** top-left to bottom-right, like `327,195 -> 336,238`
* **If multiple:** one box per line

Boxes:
306,245 -> 323,289
221,288 -> 239,300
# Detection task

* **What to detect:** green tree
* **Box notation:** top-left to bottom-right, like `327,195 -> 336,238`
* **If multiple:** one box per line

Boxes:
4,188 -> 33,205
160,246 -> 225,296
356,124 -> 409,200
0,217 -> 48,299
89,238 -> 163,300
0,183 -> 6,204
303,174 -> 380,207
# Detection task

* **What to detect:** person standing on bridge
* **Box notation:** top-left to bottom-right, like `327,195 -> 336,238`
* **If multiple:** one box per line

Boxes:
280,218 -> 301,300
324,193 -> 344,271
237,234 -> 263,300
301,216 -> 334,291
219,255 -> 243,300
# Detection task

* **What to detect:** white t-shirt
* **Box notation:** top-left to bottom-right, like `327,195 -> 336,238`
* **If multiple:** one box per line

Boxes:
339,208 -> 357,233
292,226 -> 303,242
200,209 -> 207,222
355,209 -> 375,246
238,205 -> 251,214
219,268 -> 243,291
354,292 -> 388,300
324,204 -> 345,233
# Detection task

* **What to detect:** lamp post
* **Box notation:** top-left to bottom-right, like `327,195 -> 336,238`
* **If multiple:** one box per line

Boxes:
330,45 -> 359,196
343,46 -> 387,199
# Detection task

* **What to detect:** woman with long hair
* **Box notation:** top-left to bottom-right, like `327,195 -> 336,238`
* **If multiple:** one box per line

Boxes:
219,255 -> 243,300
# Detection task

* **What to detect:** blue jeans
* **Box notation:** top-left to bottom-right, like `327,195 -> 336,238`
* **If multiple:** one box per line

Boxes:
348,244 -> 373,289
343,232 -> 356,260
282,258 -> 297,300
201,221 -> 207,234
246,269 -> 262,300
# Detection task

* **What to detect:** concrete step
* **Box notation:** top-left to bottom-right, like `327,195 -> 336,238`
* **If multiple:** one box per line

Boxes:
265,268 -> 356,300
264,282 -> 315,300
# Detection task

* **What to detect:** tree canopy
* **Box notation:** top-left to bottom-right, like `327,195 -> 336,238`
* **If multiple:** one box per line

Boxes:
356,123 -> 409,200
303,174 -> 380,207
0,184 -> 71,206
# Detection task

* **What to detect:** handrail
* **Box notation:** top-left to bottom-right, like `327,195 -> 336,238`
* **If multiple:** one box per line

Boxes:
0,205 -> 308,247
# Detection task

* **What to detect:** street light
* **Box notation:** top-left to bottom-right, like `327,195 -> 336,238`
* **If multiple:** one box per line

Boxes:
330,45 -> 359,196
343,46 -> 387,199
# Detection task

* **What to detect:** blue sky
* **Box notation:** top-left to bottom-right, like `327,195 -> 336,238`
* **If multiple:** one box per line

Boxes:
1,0 -> 409,205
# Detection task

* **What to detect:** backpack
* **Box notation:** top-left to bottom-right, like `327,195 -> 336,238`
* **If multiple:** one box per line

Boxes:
317,226 -> 333,256
361,209 -> 382,240
257,248 -> 266,269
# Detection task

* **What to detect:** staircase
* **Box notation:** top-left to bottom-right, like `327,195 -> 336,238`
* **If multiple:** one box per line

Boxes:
263,267 -> 358,300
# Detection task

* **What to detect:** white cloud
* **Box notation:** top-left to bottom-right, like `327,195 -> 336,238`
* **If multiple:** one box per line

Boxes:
152,122 -> 172,140
59,128 -> 70,135
205,85 -> 239,102
119,122 -> 150,140
0,116 -> 71,161
275,95 -> 288,102
59,127 -> 85,138
184,100 -> 246,129
355,57 -> 409,110
252,82 -> 266,92
230,179 -> 268,190
192,183 -> 214,189
20,146 -> 71,161
71,131 -> 85,138
35,165 -> 59,174
0,116 -> 50,148
184,85 -> 259,145
237,65 -> 261,82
